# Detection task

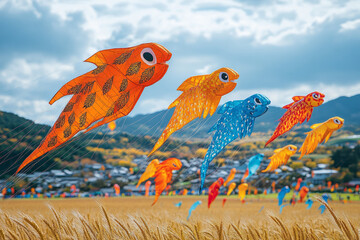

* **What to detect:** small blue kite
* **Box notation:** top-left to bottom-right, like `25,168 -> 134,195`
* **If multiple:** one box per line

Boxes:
305,199 -> 313,209
246,153 -> 264,180
174,201 -> 182,208
278,186 -> 290,206
187,200 -> 202,220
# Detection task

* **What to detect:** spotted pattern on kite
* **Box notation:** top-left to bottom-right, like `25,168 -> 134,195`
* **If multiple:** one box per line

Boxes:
92,64 -> 107,75
63,102 -> 74,113
83,92 -> 96,108
139,66 -> 155,84
63,127 -> 72,138
67,84 -> 82,95
113,50 -> 133,65
80,81 -> 95,95
119,79 -> 128,92
79,112 -> 87,128
68,112 -> 75,125
114,91 -> 130,111
200,94 -> 271,191
102,76 -> 113,95
266,92 -> 325,146
47,136 -> 57,148
126,62 -> 141,76
105,107 -> 114,117
55,115 -> 65,129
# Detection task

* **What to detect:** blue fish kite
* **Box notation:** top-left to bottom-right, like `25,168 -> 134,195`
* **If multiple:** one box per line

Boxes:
305,199 -> 313,209
280,203 -> 290,214
278,186 -> 290,206
258,206 -> 264,213
245,153 -> 264,180
200,94 -> 271,191
319,194 -> 329,214
174,201 -> 182,208
187,200 -> 202,220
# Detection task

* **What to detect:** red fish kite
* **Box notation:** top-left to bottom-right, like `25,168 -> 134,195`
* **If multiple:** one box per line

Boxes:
149,68 -> 239,155
16,43 -> 172,173
208,177 -> 224,208
266,91 -> 325,146
136,158 -> 182,205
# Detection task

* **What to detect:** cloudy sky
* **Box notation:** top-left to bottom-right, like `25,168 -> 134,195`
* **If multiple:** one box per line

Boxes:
1,0 -> 360,124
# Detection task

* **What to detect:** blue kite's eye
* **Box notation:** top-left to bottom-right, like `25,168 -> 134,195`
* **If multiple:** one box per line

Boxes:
254,98 -> 261,105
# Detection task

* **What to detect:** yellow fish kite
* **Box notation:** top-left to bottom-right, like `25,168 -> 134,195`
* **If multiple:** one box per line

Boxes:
148,68 -> 239,155
299,117 -> 344,159
262,145 -> 297,172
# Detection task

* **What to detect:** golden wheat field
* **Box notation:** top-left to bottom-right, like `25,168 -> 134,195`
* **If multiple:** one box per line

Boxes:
0,197 -> 359,240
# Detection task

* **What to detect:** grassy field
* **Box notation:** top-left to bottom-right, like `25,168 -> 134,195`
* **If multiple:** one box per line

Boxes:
0,196 -> 359,239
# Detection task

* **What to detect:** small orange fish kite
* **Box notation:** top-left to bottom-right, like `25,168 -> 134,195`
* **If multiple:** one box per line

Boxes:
223,168 -> 236,186
299,117 -> 344,159
266,91 -> 325,146
149,68 -> 239,155
136,158 -> 182,205
299,186 -> 309,202
227,182 -> 236,196
16,43 -> 172,174
241,168 -> 249,183
262,145 -> 297,172
208,177 -> 224,208
238,183 -> 248,201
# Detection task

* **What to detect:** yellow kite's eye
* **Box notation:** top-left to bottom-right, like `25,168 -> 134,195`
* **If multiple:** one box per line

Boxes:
333,119 -> 341,124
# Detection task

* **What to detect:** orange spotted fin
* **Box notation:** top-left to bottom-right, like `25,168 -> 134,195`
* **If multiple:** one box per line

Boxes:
282,96 -> 305,109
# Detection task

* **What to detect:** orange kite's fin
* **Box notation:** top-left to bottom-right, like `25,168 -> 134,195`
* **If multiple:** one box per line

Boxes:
136,159 -> 160,188
282,96 -> 304,109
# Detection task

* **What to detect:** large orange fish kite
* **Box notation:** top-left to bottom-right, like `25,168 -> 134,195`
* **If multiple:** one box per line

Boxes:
262,145 -> 297,172
136,158 -> 182,205
16,43 -> 172,173
299,117 -> 344,159
148,68 -> 239,155
208,177 -> 224,208
266,91 -> 325,146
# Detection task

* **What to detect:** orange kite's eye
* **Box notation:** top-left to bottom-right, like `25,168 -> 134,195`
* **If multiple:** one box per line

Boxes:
288,146 -> 294,151
218,72 -> 229,83
141,48 -> 157,66
312,93 -> 319,99
172,163 -> 177,167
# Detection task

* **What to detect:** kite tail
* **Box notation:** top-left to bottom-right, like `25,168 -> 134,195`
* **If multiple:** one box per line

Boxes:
265,132 -> 280,146
200,154 -> 212,193
149,88 -> 207,156
152,195 -> 160,206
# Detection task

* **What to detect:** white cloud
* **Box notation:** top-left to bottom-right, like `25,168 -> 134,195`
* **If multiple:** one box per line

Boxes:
4,0 -> 360,48
340,18 -> 360,32
0,58 -> 73,89
0,94 -> 67,123
136,98 -> 172,115
196,65 -> 213,75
